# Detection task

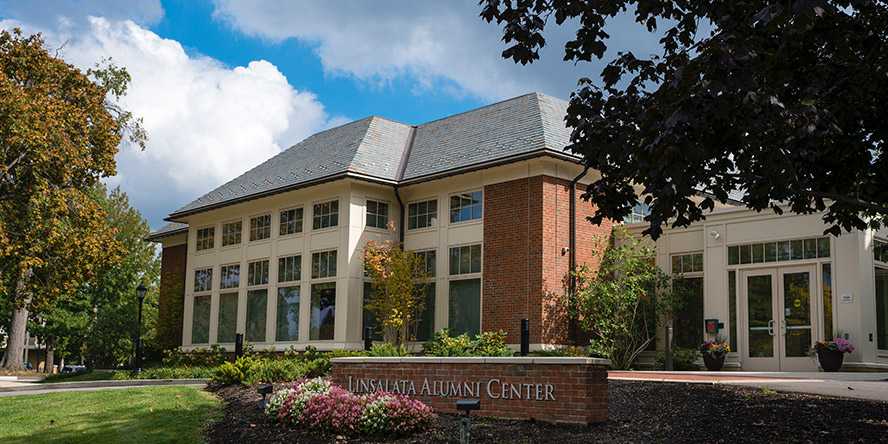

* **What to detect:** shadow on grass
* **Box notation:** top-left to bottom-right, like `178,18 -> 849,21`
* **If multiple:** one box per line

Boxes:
0,386 -> 221,444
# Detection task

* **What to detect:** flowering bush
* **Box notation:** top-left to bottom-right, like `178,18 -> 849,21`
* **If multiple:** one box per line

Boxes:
700,338 -> 731,356
266,378 -> 434,437
813,337 -> 855,354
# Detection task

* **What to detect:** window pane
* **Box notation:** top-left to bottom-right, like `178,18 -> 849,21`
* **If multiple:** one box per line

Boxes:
818,237 -> 830,258
672,255 -> 681,273
692,253 -> 703,272
752,243 -> 764,263
218,293 -> 238,343
276,286 -> 300,342
194,268 -> 212,292
448,279 -> 480,336
728,246 -> 739,265
778,241 -> 792,261
221,265 -> 239,289
764,243 -> 777,262
311,283 -> 336,340
449,247 -> 459,275
362,283 -> 383,341
246,289 -> 267,342
791,239 -> 804,260
822,264 -> 833,340
740,245 -> 751,264
191,295 -> 210,344
223,222 -> 241,246
459,246 -> 471,274
803,238 -> 817,259
673,277 -> 704,349
875,267 -> 888,350
728,271 -> 737,352
415,283 -> 435,341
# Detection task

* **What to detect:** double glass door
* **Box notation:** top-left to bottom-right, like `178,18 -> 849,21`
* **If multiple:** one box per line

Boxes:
741,266 -> 817,371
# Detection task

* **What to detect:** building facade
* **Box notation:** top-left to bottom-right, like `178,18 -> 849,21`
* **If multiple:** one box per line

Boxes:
632,207 -> 888,371
148,93 -> 611,351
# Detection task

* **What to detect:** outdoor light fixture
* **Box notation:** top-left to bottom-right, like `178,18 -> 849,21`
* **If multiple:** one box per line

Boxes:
456,399 -> 480,444
257,383 -> 273,410
134,282 -> 148,374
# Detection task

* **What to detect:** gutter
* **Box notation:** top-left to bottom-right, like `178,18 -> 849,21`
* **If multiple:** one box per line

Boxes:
568,165 -> 591,298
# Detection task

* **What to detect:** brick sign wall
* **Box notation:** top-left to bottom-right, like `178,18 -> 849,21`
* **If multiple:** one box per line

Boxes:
330,356 -> 609,424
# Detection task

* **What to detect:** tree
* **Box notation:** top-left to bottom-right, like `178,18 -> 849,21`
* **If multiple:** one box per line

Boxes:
0,29 -> 145,369
363,240 -> 430,347
481,1 -> 888,239
574,228 -> 683,369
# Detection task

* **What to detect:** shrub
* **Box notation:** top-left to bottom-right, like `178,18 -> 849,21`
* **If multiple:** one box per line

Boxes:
245,358 -> 305,385
529,346 -> 590,357
162,345 -> 228,367
211,356 -> 260,385
655,347 -> 700,371
367,343 -> 408,357
110,366 -> 215,380
267,378 -> 434,437
423,329 -> 512,357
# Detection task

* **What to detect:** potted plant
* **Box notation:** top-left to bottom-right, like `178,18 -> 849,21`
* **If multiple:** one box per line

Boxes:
813,337 -> 855,372
699,338 -> 730,371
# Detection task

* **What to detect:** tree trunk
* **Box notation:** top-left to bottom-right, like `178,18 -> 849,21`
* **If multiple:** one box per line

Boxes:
0,289 -> 30,370
45,336 -> 55,374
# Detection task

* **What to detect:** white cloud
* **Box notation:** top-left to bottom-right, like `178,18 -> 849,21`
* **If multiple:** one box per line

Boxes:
211,0 -> 663,101
1,16 -> 337,228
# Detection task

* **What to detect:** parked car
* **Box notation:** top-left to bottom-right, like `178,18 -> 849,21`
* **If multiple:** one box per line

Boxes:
61,365 -> 87,374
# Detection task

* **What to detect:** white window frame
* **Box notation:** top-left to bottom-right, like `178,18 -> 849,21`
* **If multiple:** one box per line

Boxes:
279,206 -> 304,237
193,267 -> 214,293
277,254 -> 302,283
220,263 -> 241,290
249,213 -> 272,242
312,199 -> 340,231
195,226 -> 215,252
247,258 -> 270,287
221,219 -> 243,248
311,249 -> 338,280
407,198 -> 438,231
448,190 -> 483,225
365,199 -> 390,230
448,243 -> 483,277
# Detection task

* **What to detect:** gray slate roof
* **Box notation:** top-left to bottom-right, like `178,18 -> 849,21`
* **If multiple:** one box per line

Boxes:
166,92 -> 575,221
145,221 -> 188,241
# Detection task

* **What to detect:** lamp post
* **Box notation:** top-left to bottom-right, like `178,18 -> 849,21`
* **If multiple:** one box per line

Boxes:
134,283 -> 147,374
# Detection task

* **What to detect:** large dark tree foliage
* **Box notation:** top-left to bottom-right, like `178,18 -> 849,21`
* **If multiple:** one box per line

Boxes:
481,0 -> 888,238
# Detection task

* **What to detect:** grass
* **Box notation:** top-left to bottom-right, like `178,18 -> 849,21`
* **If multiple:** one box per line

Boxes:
0,386 -> 222,444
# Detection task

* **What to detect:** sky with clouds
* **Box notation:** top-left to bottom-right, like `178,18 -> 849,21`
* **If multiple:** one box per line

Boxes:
0,0 -> 663,229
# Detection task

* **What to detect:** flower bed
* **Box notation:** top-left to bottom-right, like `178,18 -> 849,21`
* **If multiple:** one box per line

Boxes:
265,378 -> 435,437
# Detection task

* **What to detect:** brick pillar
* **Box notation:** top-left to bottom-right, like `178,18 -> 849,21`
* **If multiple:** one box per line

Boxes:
157,243 -> 187,350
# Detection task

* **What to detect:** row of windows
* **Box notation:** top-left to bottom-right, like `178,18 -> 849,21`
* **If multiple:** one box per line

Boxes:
672,252 -> 703,274
193,251 -> 334,292
875,239 -> 888,264
195,200 -> 334,251
727,237 -> 831,265
194,245 -> 479,293
192,276 -> 484,345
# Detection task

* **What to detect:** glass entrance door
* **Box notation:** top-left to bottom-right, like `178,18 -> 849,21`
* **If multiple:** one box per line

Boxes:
741,266 -> 817,371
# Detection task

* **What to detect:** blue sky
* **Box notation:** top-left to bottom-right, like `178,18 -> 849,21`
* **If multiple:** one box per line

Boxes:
0,1 -> 663,228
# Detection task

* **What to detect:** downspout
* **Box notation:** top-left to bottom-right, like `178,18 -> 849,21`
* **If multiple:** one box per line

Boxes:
393,126 -> 418,245
568,164 -> 590,344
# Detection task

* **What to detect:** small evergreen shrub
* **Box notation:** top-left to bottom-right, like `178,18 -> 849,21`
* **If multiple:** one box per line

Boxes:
655,347 -> 701,370
367,343 -> 408,357
423,329 -> 512,357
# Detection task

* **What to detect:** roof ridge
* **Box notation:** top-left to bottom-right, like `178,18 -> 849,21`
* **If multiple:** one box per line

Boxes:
416,92 -> 540,127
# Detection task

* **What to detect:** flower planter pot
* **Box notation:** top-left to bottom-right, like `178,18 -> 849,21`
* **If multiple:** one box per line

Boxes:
702,353 -> 725,371
817,349 -> 845,372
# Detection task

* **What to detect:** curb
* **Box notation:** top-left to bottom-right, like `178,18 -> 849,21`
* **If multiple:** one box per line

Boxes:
0,378 -> 209,393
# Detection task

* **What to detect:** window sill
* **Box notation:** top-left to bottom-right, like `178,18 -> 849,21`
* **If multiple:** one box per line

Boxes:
407,226 -> 438,234
448,219 -> 482,228
220,244 -> 241,251
277,232 -> 304,241
248,238 -> 272,246
311,226 -> 339,235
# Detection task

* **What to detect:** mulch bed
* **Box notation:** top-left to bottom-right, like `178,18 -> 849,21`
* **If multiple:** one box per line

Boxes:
204,381 -> 888,443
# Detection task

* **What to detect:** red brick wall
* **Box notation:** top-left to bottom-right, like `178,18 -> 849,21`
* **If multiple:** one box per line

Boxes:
331,358 -> 608,424
158,243 -> 187,350
483,176 -> 612,345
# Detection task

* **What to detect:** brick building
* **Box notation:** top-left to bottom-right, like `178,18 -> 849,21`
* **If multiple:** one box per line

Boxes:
147,93 -> 615,351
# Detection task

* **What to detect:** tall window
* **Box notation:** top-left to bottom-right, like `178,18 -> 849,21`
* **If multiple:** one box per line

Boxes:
449,279 -> 480,336
449,191 -> 482,223
196,227 -> 214,251
250,214 -> 271,241
449,244 -> 482,275
623,201 -> 651,224
276,286 -> 300,342
220,264 -> 240,289
728,270 -> 737,352
416,283 -> 436,341
313,200 -> 339,230
875,241 -> 888,350
217,292 -> 238,343
279,208 -> 303,236
408,199 -> 437,230
191,295 -> 210,344
310,283 -> 336,340
278,255 -> 301,283
366,200 -> 389,229
312,250 -> 337,279
194,268 -> 213,292
248,260 -> 269,286
246,289 -> 267,342
822,264 -> 834,340
362,283 -> 383,341
222,221 -> 242,246
673,277 -> 704,349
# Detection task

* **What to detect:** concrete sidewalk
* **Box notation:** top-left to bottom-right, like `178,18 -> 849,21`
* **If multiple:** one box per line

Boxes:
0,379 -> 208,397
609,371 -> 888,402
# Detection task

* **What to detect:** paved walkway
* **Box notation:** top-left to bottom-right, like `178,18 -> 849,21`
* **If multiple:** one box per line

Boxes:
609,371 -> 888,402
0,379 -> 208,397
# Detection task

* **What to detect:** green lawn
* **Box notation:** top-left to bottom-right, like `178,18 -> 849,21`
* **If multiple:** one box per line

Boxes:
0,386 -> 221,444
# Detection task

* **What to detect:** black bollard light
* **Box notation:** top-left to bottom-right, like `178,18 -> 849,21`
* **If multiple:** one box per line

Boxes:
257,383 -> 273,410
456,399 -> 480,444
364,326 -> 372,351
520,319 -> 530,356
235,333 -> 244,360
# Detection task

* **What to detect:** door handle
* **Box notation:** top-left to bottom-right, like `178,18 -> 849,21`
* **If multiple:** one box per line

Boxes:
780,319 -> 786,335
768,320 -> 775,336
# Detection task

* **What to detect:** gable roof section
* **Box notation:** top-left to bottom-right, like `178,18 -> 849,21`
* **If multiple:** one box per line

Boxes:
166,93 -> 574,220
